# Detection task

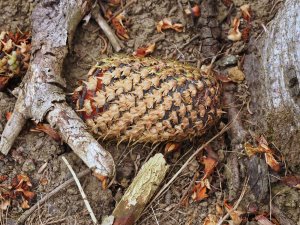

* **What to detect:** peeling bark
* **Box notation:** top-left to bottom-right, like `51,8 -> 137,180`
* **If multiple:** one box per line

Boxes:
111,154 -> 169,225
0,0 -> 115,177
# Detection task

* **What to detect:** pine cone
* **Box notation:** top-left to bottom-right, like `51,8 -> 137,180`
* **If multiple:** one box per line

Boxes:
0,31 -> 31,90
73,55 -> 222,143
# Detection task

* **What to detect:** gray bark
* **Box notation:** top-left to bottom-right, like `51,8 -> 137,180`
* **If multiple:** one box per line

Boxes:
241,0 -> 300,211
0,0 -> 115,177
244,0 -> 300,171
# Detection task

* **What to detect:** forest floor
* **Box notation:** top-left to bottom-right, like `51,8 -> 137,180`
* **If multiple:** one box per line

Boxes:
0,0 -> 299,224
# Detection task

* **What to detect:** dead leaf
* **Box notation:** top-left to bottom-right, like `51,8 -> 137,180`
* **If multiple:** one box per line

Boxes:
216,203 -> 224,216
227,66 -> 245,83
21,199 -> 30,209
222,0 -> 233,7
31,123 -> 61,142
39,177 -> 48,186
201,156 -> 218,180
281,175 -> 300,189
191,182 -> 208,202
255,215 -> 274,225
241,25 -> 251,42
265,152 -> 280,172
112,13 -> 129,40
244,138 -> 281,172
157,18 -> 183,33
133,43 -> 156,57
0,175 -> 8,183
5,111 -> 12,120
224,200 -> 243,225
228,17 -> 241,41
216,73 -> 232,83
185,5 -> 201,17
0,76 -> 10,91
93,172 -> 108,189
164,142 -> 181,153
2,39 -> 13,51
240,4 -> 251,22
16,189 -> 35,200
203,214 -> 218,225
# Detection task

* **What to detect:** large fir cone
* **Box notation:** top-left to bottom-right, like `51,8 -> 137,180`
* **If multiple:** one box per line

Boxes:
73,55 -> 222,143
0,31 -> 31,90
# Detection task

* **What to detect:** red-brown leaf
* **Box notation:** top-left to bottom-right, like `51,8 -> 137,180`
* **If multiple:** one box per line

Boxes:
192,183 -> 208,201
133,43 -> 155,57
0,77 -> 10,91
201,156 -> 218,180
31,123 -> 61,142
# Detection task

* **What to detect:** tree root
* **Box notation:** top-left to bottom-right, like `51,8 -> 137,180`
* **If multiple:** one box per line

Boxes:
0,0 -> 115,177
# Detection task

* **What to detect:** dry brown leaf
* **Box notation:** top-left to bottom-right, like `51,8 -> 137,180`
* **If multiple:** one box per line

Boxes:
157,18 -> 183,33
203,214 -> 218,225
185,5 -> 201,17
31,123 -> 61,142
93,172 -> 108,189
112,13 -> 129,40
133,43 -> 156,57
281,175 -> 300,189
228,17 -> 241,41
39,177 -> 48,186
191,182 -> 208,202
5,111 -> 12,120
265,152 -> 280,172
0,76 -> 10,91
0,175 -> 8,183
201,156 -> 218,180
244,136 -> 281,172
240,4 -> 251,22
164,142 -> 181,153
21,199 -> 30,209
224,200 -> 243,225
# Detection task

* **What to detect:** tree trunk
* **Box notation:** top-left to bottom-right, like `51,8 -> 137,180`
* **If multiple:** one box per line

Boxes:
244,0 -> 300,172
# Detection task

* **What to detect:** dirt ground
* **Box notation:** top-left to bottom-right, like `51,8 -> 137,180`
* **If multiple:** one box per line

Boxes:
0,0 -> 299,224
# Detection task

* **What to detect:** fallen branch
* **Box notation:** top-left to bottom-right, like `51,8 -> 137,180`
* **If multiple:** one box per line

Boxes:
102,153 -> 169,225
0,0 -> 115,177
62,156 -> 98,224
17,169 -> 91,224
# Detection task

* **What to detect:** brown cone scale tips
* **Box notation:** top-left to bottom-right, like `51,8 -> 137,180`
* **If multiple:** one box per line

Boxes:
73,55 -> 222,143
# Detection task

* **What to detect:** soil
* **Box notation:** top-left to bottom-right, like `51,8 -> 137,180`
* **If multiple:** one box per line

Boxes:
0,0 -> 299,225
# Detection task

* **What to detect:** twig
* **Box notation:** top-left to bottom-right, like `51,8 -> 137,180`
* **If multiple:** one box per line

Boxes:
148,114 -> 237,207
107,0 -> 137,22
17,169 -> 91,224
92,3 -> 123,52
179,34 -> 201,50
217,176 -> 249,225
62,157 -> 98,224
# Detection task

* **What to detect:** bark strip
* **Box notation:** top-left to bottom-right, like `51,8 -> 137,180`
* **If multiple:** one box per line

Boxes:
111,153 -> 169,225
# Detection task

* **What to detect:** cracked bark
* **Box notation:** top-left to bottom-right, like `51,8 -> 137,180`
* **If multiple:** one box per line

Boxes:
0,0 -> 115,177
243,0 -> 299,211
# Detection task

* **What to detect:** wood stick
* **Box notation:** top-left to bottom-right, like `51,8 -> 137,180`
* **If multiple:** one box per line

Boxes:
62,157 -> 98,224
111,153 -> 169,225
92,3 -> 123,52
17,169 -> 91,224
